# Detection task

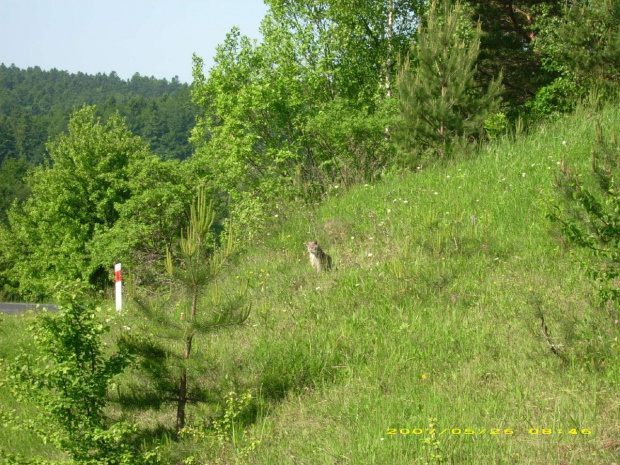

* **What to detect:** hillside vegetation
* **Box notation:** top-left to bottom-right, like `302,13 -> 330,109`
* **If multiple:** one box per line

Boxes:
2,101 -> 619,464
2,0 -> 620,463
0,65 -> 199,225
0,64 -> 199,165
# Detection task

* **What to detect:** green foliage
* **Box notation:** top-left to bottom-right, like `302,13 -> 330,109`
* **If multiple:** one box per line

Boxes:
179,390 -> 260,464
3,103 -> 620,464
0,64 -> 198,165
532,0 -> 620,118
483,112 -> 508,141
209,391 -> 254,447
396,0 -> 502,161
547,122 -> 620,308
191,1 -> 420,237
0,290 -> 154,464
89,154 -> 193,287
0,157 -> 31,224
191,30 -> 300,236
118,86 -> 200,161
461,0 -> 563,113
126,189 -> 249,435
421,418 -> 445,464
524,72 -> 582,119
303,97 -> 396,188
0,106 -> 192,300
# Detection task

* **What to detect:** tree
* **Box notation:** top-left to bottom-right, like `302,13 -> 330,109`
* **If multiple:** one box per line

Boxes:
531,0 -> 620,117
125,189 -> 249,436
0,106 -> 192,300
396,0 -> 502,160
190,1 -> 423,236
0,64 -> 199,165
0,157 -> 31,224
462,0 -> 564,113
0,291 -> 149,464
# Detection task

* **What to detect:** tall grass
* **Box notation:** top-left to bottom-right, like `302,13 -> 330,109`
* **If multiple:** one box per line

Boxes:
1,101 -> 619,463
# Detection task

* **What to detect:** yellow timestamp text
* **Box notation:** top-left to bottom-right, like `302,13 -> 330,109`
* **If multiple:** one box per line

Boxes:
386,428 -> 592,436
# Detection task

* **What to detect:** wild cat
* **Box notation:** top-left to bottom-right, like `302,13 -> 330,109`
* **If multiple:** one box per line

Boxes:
307,241 -> 332,272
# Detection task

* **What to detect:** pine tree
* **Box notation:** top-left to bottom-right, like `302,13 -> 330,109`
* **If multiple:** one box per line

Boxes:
396,0 -> 502,160
126,188 -> 249,436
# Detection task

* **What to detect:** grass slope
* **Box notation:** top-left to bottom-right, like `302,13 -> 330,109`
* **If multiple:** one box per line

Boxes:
1,102 -> 619,464
199,102 -> 619,464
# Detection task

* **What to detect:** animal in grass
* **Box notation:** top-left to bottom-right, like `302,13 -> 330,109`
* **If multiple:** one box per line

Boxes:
306,241 -> 333,272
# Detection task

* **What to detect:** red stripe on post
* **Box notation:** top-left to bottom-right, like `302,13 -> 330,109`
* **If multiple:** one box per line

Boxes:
115,270 -> 121,282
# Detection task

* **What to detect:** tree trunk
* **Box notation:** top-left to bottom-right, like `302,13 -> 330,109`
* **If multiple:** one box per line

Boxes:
176,369 -> 187,435
384,0 -> 394,140
176,333 -> 193,436
386,0 -> 394,99
191,283 -> 198,320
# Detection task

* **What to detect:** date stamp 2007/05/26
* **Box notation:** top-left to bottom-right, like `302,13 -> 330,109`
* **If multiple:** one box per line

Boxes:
386,428 -> 592,436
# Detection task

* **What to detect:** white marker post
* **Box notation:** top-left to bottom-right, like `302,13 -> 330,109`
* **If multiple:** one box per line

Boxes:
114,263 -> 122,312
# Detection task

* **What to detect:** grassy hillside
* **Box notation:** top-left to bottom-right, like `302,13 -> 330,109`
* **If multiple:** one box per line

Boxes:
2,101 -> 619,464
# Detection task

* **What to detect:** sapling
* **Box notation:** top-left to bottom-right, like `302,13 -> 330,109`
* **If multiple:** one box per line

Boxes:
0,286 -> 150,464
127,188 -> 250,436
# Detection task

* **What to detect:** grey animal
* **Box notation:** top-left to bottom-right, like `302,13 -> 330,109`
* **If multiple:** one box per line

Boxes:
306,241 -> 332,272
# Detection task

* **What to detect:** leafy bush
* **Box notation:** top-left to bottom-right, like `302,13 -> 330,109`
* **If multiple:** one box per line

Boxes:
0,289 -> 156,464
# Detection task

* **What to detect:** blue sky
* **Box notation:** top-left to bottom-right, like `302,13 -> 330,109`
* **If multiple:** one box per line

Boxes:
0,0 -> 268,83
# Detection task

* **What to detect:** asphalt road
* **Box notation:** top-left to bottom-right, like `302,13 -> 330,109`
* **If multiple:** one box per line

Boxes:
0,302 -> 59,315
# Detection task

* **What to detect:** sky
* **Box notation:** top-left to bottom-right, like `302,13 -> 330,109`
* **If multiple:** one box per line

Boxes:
0,0 -> 268,83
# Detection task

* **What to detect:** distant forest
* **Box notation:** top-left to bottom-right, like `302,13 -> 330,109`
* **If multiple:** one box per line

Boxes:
0,64 -> 200,223
0,64 -> 200,165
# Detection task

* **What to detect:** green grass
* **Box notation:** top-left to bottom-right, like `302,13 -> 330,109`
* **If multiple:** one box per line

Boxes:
2,101 -> 620,464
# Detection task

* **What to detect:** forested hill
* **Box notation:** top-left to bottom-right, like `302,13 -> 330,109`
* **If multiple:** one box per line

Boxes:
0,64 -> 200,164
